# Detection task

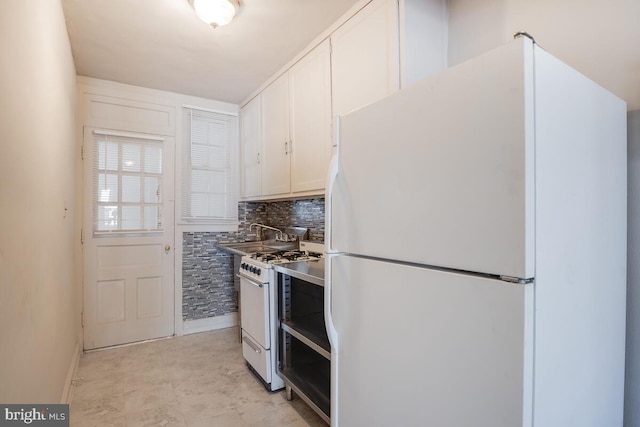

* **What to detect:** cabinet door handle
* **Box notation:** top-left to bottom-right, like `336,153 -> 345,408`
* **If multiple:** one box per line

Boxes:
257,152 -> 261,164
284,141 -> 288,154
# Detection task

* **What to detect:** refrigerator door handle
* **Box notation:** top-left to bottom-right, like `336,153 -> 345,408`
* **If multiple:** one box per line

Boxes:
325,116 -> 340,254
324,252 -> 339,425
325,116 -> 341,425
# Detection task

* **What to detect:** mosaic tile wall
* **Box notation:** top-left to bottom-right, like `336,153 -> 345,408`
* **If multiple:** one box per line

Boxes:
182,198 -> 325,321
265,198 -> 325,242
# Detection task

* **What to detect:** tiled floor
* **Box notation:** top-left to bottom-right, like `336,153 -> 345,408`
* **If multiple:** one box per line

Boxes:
70,327 -> 327,426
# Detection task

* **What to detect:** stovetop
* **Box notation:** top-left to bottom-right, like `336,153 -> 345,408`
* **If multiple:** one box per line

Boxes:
240,250 -> 323,282
250,250 -> 322,265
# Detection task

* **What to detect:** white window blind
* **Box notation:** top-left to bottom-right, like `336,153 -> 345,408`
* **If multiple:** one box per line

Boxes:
92,130 -> 164,233
182,107 -> 238,225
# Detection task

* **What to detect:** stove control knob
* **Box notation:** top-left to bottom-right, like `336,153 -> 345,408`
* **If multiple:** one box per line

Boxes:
250,266 -> 255,273
241,263 -> 246,270
256,268 -> 261,275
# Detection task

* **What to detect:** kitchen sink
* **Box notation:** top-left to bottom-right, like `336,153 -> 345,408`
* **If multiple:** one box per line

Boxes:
217,240 -> 298,256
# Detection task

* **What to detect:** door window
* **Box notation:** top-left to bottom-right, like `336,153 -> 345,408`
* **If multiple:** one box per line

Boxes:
92,130 -> 164,232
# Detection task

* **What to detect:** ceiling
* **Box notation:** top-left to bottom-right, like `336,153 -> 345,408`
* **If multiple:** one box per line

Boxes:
61,0 -> 640,111
62,0 -> 362,105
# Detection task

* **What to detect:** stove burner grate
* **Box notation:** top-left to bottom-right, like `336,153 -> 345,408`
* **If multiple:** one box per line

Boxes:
250,250 -> 322,263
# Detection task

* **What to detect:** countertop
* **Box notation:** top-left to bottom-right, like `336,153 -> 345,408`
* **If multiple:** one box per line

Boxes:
274,258 -> 324,287
216,243 -> 251,257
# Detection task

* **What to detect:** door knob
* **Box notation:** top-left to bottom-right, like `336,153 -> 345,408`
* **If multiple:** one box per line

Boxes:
164,244 -> 171,251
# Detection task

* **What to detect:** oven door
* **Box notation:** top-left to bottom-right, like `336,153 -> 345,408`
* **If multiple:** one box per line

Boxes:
239,274 -> 271,349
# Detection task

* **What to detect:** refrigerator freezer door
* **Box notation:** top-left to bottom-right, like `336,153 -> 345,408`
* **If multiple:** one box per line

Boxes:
330,255 -> 533,427
330,37 -> 535,279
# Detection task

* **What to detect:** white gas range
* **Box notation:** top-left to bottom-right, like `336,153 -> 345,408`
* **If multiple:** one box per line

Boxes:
238,244 -> 323,391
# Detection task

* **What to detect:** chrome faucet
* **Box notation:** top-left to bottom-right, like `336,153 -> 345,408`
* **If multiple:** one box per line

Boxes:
249,223 -> 283,241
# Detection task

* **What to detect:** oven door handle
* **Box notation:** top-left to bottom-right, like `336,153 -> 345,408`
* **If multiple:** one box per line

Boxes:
240,274 -> 264,288
242,336 -> 262,353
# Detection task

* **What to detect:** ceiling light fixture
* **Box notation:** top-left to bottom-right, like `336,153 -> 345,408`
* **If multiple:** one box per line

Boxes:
191,0 -> 238,29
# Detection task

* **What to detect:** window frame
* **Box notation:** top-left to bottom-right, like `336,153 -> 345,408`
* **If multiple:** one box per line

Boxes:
178,106 -> 239,232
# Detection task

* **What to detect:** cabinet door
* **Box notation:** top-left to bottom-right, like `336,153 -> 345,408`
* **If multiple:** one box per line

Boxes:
240,95 -> 262,198
331,0 -> 400,121
261,73 -> 291,196
289,39 -> 332,193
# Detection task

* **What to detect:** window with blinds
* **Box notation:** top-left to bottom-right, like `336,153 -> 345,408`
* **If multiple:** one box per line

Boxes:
181,107 -> 238,227
92,130 -> 164,233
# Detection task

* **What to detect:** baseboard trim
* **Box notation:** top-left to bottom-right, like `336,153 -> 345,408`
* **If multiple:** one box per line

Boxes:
181,313 -> 238,335
61,342 -> 81,404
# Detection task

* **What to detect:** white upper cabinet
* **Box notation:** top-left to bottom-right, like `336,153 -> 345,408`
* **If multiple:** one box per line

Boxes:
289,39 -> 332,193
331,0 -> 400,120
238,0 -> 447,201
261,73 -> 291,196
240,95 -> 262,198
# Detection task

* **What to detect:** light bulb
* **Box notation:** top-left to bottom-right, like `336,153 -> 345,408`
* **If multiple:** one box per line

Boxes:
193,0 -> 236,28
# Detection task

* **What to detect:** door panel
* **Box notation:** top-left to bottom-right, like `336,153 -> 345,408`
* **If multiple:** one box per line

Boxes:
331,38 -> 535,279
329,255 -> 533,427
331,0 -> 400,118
239,277 -> 270,348
97,280 -> 125,323
261,74 -> 291,196
97,243 -> 162,267
289,39 -> 332,193
240,95 -> 262,198
136,276 -> 163,318
83,127 -> 175,350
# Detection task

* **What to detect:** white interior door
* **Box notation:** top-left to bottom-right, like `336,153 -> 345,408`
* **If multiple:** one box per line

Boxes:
83,127 -> 175,350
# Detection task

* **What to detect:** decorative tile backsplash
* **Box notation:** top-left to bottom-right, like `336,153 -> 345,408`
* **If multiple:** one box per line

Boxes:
182,198 -> 325,321
265,198 -> 325,242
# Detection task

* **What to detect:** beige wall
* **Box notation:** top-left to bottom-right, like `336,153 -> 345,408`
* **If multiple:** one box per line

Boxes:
0,0 -> 79,402
447,0 -> 640,111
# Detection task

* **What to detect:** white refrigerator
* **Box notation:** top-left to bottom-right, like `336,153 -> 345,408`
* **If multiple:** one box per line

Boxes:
325,36 -> 627,427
